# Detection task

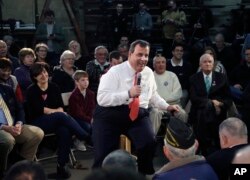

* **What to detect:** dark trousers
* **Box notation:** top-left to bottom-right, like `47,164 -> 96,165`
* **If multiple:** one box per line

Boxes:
32,112 -> 88,166
75,118 -> 92,136
92,105 -> 156,174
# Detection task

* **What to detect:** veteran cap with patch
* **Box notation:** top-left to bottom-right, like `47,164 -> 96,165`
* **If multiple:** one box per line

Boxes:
165,117 -> 195,149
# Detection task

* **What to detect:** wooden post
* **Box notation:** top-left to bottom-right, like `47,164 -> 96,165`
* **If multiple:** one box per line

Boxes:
40,0 -> 52,22
63,0 -> 89,56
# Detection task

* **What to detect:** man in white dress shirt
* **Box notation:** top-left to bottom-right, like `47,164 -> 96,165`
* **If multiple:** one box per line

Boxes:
92,40 -> 179,175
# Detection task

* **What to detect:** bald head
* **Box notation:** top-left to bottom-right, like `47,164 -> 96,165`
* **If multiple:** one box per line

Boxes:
219,118 -> 248,149
102,149 -> 137,171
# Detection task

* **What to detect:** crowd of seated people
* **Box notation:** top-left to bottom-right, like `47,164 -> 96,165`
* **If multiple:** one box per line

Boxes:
2,1 -> 250,179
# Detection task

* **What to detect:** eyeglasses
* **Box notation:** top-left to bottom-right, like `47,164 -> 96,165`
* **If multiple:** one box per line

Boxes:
97,53 -> 107,56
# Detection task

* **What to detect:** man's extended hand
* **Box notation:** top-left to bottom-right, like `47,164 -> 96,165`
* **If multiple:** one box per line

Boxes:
166,105 -> 180,113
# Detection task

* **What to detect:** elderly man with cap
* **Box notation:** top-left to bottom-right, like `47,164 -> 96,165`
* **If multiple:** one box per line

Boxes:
153,117 -> 218,180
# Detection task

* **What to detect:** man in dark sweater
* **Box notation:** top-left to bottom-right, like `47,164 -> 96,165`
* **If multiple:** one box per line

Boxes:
206,117 -> 248,180
166,43 -> 192,107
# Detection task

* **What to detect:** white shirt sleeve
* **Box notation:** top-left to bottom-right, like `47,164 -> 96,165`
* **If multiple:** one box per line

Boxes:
97,69 -> 129,107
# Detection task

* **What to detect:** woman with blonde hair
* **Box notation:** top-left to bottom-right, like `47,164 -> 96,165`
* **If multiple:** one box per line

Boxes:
51,50 -> 77,93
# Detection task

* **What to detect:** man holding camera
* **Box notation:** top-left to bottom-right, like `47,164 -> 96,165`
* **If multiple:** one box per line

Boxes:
160,0 -> 187,59
35,10 -> 65,67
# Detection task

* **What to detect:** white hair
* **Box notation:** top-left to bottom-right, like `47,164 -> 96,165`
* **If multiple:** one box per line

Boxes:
165,140 -> 196,158
94,45 -> 108,55
59,50 -> 75,64
219,117 -> 248,138
153,55 -> 166,66
199,53 -> 214,64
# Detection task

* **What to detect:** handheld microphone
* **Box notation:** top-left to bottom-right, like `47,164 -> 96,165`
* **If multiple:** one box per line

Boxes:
137,73 -> 141,86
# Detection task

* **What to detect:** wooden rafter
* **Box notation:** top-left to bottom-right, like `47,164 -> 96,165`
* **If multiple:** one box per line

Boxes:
40,0 -> 52,22
63,0 -> 88,56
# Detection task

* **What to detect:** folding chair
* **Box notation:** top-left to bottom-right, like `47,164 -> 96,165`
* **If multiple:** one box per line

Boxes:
35,133 -> 78,168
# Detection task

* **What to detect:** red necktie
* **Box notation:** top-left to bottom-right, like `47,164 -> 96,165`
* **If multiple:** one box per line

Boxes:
129,73 -> 140,121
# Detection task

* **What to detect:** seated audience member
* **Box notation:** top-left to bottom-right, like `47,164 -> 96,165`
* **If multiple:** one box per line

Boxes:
14,48 -> 35,99
51,50 -> 77,94
86,45 -> 109,94
172,30 -> 190,60
3,35 -> 20,58
108,51 -> 123,70
26,62 -> 89,179
102,149 -> 137,171
0,58 -> 23,102
117,44 -> 129,61
153,117 -> 218,180
4,160 -> 47,180
229,47 -> 250,103
188,6 -> 213,42
212,33 -> 238,73
206,117 -> 248,180
167,43 -> 192,107
34,43 -> 49,63
68,70 -> 95,151
0,83 -> 44,179
0,40 -> 19,71
150,55 -> 187,134
119,36 -> 129,47
51,50 -> 76,107
68,40 -> 89,70
189,53 -> 232,156
232,145 -> 250,164
198,46 -> 227,75
173,30 -> 185,45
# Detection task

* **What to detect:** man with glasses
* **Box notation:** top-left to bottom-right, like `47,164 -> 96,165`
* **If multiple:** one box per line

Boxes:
86,46 -> 110,94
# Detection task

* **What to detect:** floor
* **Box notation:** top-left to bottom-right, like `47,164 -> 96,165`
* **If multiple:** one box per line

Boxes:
39,139 -> 167,180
